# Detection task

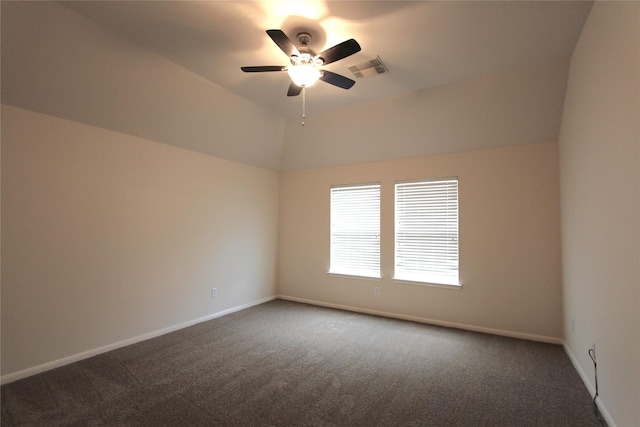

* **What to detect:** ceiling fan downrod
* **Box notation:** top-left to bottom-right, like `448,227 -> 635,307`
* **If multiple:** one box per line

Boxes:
296,32 -> 312,47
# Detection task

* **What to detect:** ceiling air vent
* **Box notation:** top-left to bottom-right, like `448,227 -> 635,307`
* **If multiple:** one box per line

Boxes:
347,55 -> 387,79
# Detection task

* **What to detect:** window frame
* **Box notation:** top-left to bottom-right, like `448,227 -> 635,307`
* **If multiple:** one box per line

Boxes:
393,177 -> 460,287
328,183 -> 381,279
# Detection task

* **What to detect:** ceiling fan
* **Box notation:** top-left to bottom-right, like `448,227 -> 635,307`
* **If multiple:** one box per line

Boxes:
241,29 -> 361,96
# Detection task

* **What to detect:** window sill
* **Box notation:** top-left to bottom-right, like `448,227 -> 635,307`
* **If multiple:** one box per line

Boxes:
392,278 -> 462,290
328,272 -> 382,281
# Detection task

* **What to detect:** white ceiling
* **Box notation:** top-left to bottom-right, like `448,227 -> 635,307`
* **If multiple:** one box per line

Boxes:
57,1 -> 593,120
2,1 -> 594,170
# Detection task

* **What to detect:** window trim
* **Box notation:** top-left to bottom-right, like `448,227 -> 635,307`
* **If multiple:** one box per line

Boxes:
328,183 -> 381,279
393,177 -> 460,287
392,278 -> 462,289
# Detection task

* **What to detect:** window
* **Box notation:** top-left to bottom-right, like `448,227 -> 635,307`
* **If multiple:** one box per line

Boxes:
330,184 -> 381,278
394,178 -> 459,286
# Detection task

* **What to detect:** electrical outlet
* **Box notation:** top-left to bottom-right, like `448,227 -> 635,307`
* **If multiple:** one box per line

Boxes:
591,344 -> 596,360
374,286 -> 380,295
211,288 -> 217,298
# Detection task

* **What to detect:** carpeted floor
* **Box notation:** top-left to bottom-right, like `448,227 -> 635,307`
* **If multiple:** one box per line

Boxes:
1,299 -> 603,426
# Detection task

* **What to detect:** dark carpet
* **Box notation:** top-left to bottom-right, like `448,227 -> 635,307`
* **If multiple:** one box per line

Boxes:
1,299 -> 602,426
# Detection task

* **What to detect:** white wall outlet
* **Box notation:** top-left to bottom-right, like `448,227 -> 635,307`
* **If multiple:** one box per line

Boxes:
374,286 -> 380,295
211,288 -> 217,298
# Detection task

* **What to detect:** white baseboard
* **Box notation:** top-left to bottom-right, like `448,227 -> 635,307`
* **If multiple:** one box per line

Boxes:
1,296 -> 276,385
563,342 -> 616,427
275,294 -> 563,344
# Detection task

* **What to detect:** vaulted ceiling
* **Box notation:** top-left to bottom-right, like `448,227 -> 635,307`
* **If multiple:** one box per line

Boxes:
2,1 -> 593,170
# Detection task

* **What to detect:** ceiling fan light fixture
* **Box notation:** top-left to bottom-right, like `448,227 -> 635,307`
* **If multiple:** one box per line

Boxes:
288,64 -> 321,87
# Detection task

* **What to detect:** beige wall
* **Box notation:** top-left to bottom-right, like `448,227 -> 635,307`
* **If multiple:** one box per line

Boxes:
558,2 -> 640,426
1,105 -> 279,378
278,142 -> 562,340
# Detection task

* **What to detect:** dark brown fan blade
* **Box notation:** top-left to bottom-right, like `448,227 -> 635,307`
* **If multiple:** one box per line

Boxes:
319,71 -> 356,90
241,66 -> 287,72
266,29 -> 300,58
287,82 -> 303,97
317,39 -> 361,65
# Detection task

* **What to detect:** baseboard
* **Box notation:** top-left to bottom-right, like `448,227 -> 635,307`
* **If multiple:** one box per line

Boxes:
275,294 -> 563,345
563,342 -> 616,427
1,296 -> 276,385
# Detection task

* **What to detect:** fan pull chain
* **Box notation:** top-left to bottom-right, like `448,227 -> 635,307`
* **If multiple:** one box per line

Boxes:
302,87 -> 306,126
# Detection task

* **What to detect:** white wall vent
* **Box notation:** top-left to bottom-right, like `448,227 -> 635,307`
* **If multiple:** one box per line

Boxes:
347,56 -> 387,79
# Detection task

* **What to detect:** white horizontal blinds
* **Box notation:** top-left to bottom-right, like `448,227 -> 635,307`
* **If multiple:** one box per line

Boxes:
330,184 -> 381,278
395,179 -> 459,285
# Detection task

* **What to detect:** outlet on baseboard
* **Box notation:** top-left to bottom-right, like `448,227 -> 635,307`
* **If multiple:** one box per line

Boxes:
211,288 -> 218,298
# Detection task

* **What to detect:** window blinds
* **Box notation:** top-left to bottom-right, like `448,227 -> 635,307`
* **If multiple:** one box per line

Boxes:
330,184 -> 381,278
395,179 -> 459,285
